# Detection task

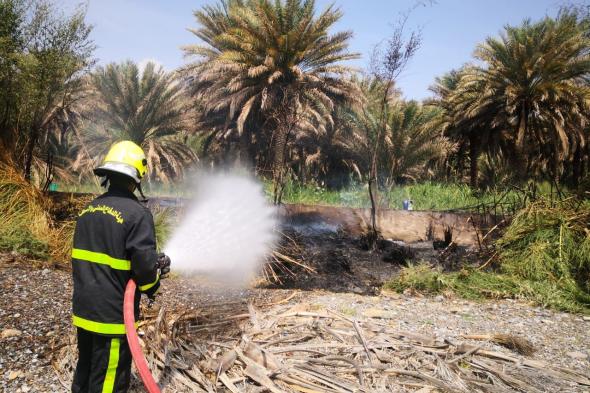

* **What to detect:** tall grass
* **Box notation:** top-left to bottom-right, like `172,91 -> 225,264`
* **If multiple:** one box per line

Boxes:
0,164 -> 81,263
275,180 -> 529,211
59,177 -> 546,212
0,164 -> 54,259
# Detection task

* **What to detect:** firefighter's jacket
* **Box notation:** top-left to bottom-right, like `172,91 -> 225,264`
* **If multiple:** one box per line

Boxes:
71,187 -> 160,336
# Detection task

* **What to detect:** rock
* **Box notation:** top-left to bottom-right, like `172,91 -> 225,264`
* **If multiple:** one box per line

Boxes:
380,289 -> 401,299
1,329 -> 22,339
21,385 -> 30,393
449,307 -> 463,314
434,295 -> 444,302
583,316 -> 590,322
403,288 -> 414,296
8,371 -> 22,381
566,351 -> 589,360
363,308 -> 396,319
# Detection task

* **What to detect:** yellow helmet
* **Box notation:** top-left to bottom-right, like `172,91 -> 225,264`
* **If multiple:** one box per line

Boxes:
93,141 -> 148,183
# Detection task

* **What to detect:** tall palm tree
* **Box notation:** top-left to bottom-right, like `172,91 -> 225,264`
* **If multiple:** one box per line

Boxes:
183,0 -> 359,202
78,61 -> 196,182
456,13 -> 590,184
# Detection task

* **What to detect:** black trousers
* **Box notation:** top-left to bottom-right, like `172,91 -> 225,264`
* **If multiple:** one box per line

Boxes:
72,328 -> 132,393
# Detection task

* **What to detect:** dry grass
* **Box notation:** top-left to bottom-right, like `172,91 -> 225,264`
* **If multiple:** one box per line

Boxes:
0,164 -> 84,265
0,163 -> 54,259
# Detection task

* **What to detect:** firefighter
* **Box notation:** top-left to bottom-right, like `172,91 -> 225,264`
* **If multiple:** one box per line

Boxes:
71,141 -> 171,393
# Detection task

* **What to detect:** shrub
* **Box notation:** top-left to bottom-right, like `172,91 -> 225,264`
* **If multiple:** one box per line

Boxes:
386,199 -> 590,313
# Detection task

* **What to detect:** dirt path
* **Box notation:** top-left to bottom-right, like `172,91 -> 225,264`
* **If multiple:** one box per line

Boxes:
1,258 -> 589,392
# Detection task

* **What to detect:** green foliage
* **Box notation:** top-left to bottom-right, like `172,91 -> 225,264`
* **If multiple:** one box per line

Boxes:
386,264 -> 589,313
498,200 -> 590,303
0,0 -> 94,180
384,262 -> 447,294
0,225 -> 49,258
347,79 -> 453,186
386,200 -> 590,313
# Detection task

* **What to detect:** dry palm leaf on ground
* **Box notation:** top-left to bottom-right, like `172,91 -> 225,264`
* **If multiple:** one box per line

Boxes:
52,295 -> 590,393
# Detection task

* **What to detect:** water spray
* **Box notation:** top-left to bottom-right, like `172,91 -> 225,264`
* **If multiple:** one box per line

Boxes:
164,173 -> 277,282
124,172 -> 277,390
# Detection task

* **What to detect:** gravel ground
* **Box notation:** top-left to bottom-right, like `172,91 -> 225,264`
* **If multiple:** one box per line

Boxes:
307,290 -> 590,374
1,257 -> 589,392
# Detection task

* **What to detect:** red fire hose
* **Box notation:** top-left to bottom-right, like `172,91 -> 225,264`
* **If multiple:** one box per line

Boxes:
123,279 -> 161,393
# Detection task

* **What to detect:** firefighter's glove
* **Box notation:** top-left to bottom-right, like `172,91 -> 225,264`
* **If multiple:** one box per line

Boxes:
157,253 -> 171,278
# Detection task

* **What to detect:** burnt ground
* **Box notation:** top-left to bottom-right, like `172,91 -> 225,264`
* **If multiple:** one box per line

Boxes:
263,225 -> 475,295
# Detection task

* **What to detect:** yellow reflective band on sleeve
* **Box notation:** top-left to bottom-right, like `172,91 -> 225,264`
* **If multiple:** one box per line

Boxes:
72,249 -> 131,271
139,273 -> 160,292
102,338 -> 120,393
72,315 -> 137,335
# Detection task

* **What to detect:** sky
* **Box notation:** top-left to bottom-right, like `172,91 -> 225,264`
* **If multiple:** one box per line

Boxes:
60,0 -> 566,100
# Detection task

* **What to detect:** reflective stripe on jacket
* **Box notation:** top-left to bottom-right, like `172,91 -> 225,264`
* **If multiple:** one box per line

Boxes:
72,187 -> 160,336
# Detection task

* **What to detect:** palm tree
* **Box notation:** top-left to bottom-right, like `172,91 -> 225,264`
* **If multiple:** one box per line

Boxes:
455,13 -> 590,185
351,79 -> 452,186
183,0 -> 359,202
292,103 -> 365,188
428,70 -> 468,181
382,101 -> 454,185
79,61 -> 196,182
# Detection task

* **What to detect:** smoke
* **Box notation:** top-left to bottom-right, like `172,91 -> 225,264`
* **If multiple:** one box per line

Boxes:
163,173 -> 277,284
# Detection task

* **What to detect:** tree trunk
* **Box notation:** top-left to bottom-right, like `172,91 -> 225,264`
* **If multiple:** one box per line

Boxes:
469,131 -> 478,189
298,145 -> 306,184
272,125 -> 291,205
23,128 -> 39,182
572,146 -> 581,189
364,80 -> 393,249
367,169 -> 379,247
237,130 -> 252,169
456,141 -> 465,180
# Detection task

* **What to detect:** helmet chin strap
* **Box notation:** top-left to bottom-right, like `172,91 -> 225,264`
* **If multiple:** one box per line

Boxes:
100,177 -> 109,188
137,182 -> 148,204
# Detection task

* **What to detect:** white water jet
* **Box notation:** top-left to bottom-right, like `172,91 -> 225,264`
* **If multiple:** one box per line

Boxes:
163,173 -> 277,284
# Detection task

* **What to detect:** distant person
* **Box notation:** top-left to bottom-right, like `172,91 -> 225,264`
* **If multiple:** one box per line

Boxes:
403,199 -> 414,211
70,141 -> 171,393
